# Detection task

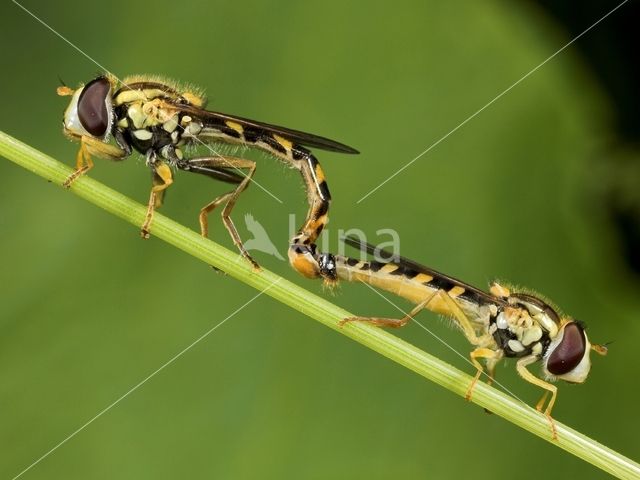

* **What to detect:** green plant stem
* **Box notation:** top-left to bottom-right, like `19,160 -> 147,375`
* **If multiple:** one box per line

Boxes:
1,130 -> 638,479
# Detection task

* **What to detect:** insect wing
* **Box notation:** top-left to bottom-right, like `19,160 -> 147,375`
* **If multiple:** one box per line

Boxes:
172,103 -> 359,154
342,235 -> 503,306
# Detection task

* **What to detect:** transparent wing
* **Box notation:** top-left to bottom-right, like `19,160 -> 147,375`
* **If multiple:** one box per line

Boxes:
342,235 -> 504,307
172,103 -> 359,154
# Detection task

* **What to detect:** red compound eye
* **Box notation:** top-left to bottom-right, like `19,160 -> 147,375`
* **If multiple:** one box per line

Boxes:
78,77 -> 110,137
547,322 -> 586,375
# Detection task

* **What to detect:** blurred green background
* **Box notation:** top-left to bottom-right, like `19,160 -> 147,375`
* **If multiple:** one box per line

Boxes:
1,1 -> 639,478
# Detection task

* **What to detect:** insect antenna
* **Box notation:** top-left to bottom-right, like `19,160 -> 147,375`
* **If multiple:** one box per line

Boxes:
56,75 -> 74,96
591,341 -> 611,356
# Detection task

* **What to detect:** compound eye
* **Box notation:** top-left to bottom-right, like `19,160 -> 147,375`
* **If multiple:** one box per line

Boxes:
78,77 -> 111,137
547,322 -> 586,375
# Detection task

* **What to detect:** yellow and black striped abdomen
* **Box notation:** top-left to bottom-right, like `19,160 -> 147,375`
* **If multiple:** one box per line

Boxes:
334,256 -> 488,321
196,116 -> 333,278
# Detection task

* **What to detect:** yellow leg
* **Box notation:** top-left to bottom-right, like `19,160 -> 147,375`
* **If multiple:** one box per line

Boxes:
484,354 -> 501,389
194,157 -> 259,270
434,289 -> 492,346
340,292 -> 437,328
200,192 -> 234,239
141,162 -> 173,239
63,135 -> 127,188
341,287 -> 491,340
536,391 -> 550,411
63,140 -> 93,188
516,355 -> 558,440
465,347 -> 502,401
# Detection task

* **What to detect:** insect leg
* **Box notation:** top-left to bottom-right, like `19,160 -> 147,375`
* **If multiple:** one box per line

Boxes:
516,355 -> 558,439
63,139 -> 93,188
141,160 -> 173,239
465,347 -> 503,401
339,285 -> 480,331
200,191 -> 233,239
432,290 -> 509,400
535,391 -> 550,411
484,351 -> 503,388
63,135 -> 128,188
177,156 -> 259,269
434,289 -> 493,346
340,291 -> 438,328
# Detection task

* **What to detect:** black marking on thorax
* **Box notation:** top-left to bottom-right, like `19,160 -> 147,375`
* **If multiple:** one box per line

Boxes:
120,125 -> 173,155
115,105 -> 183,155
490,321 -> 526,357
114,82 -> 179,99
489,311 -> 552,358
114,104 -> 128,123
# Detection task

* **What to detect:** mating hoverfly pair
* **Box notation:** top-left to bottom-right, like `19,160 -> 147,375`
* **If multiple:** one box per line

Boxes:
59,74 -> 607,438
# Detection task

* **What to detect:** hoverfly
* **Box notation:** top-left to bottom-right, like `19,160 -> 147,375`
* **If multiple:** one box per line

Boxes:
57,74 -> 358,273
316,236 -> 608,438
